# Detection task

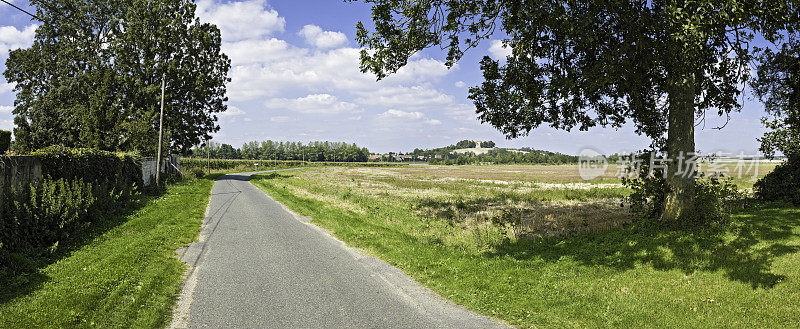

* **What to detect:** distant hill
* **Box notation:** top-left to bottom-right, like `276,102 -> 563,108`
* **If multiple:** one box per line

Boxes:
451,147 -> 528,155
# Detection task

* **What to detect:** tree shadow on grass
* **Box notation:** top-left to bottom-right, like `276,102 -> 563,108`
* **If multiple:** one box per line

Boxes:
488,205 -> 800,289
0,177 -> 209,305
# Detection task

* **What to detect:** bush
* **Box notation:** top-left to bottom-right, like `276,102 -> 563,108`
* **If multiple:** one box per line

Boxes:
623,151 -> 743,227
31,145 -> 142,189
754,155 -> 800,205
0,130 -> 10,154
0,146 -> 142,257
189,167 -> 206,179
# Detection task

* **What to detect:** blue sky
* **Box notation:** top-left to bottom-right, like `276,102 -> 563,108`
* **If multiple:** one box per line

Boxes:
0,0 -> 769,155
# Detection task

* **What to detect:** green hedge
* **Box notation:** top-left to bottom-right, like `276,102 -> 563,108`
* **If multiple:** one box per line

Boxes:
0,146 -> 142,257
32,145 -> 142,188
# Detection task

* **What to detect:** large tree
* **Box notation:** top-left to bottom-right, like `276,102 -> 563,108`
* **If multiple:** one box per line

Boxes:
753,35 -> 800,158
4,0 -> 230,155
353,0 -> 794,221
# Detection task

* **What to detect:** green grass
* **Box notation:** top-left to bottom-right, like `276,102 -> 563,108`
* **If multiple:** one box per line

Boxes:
252,167 -> 800,328
0,176 -> 216,328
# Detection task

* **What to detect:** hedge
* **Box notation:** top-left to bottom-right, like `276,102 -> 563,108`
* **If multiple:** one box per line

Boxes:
0,146 -> 142,259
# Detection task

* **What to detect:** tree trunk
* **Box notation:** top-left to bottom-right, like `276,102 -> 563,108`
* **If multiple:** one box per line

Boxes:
662,73 -> 696,222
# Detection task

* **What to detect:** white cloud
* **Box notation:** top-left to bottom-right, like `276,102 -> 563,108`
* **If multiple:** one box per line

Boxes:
378,109 -> 441,126
0,82 -> 14,94
225,47 -> 452,101
218,105 -> 245,117
270,116 -> 293,122
265,94 -> 362,114
488,40 -> 512,60
0,105 -> 12,113
298,25 -> 348,49
196,0 -> 285,41
354,85 -> 453,110
0,24 -> 37,54
222,38 -> 306,65
455,81 -> 466,88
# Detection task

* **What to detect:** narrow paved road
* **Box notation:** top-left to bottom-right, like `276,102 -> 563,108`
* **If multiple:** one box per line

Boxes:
170,171 -> 506,329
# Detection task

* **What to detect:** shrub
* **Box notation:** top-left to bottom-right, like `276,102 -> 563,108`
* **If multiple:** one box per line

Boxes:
0,146 -> 142,257
754,155 -> 800,205
0,130 -> 10,154
31,145 -> 142,189
623,151 -> 743,227
189,167 -> 206,179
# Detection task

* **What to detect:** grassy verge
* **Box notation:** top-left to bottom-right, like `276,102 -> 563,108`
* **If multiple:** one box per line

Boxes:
252,168 -> 800,328
0,176 -> 216,328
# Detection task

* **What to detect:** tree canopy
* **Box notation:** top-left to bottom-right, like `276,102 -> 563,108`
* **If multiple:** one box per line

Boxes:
353,0 -> 797,221
4,0 -> 230,155
754,36 -> 800,158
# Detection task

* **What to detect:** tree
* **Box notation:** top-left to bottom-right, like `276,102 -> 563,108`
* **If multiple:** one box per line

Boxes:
4,0 -> 230,155
481,140 -> 496,148
753,36 -> 800,158
354,0 -> 794,222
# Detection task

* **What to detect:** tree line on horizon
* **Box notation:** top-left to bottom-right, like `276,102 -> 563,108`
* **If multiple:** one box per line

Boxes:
191,140 -> 371,162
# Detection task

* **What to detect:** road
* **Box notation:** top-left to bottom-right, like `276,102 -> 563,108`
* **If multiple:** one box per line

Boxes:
170,170 -> 506,329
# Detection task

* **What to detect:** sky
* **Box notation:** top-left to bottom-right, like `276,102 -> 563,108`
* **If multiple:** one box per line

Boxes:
0,0 -> 770,156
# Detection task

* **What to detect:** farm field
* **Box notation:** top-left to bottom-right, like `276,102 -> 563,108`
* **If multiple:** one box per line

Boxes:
251,163 -> 800,328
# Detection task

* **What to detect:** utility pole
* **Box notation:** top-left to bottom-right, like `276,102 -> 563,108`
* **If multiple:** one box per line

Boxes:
155,72 -> 166,187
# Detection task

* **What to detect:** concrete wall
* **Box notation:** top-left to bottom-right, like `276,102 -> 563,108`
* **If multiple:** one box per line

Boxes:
0,156 -> 42,192
141,156 -> 181,187
0,155 -> 180,190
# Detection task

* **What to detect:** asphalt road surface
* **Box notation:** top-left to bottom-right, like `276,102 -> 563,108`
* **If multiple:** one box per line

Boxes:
170,170 -> 506,329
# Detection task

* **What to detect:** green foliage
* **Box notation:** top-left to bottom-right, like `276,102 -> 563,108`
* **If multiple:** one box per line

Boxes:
427,148 -> 578,165
481,140 -> 496,148
0,130 -> 10,154
753,38 -> 800,158
189,167 -> 206,179
193,140 -> 371,162
354,1 -> 791,143
31,145 -> 142,188
0,177 -> 215,328
624,151 -> 744,227
454,139 -> 477,149
755,155 -> 800,205
4,0 -> 230,155
0,147 -> 140,257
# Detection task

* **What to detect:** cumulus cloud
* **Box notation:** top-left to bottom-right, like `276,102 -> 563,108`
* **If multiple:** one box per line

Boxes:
488,40 -> 512,60
225,47 -> 452,101
0,24 -> 37,54
0,105 -> 12,113
298,25 -> 348,49
196,0 -> 285,41
378,109 -> 441,126
218,105 -> 245,117
455,81 -> 466,88
0,82 -> 14,94
222,38 -> 306,65
265,94 -> 362,114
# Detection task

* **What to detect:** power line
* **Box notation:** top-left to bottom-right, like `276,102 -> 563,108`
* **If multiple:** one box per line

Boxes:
0,0 -> 42,21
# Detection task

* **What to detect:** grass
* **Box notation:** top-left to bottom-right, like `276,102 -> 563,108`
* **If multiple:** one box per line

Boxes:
0,176 -> 216,328
251,165 -> 800,328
